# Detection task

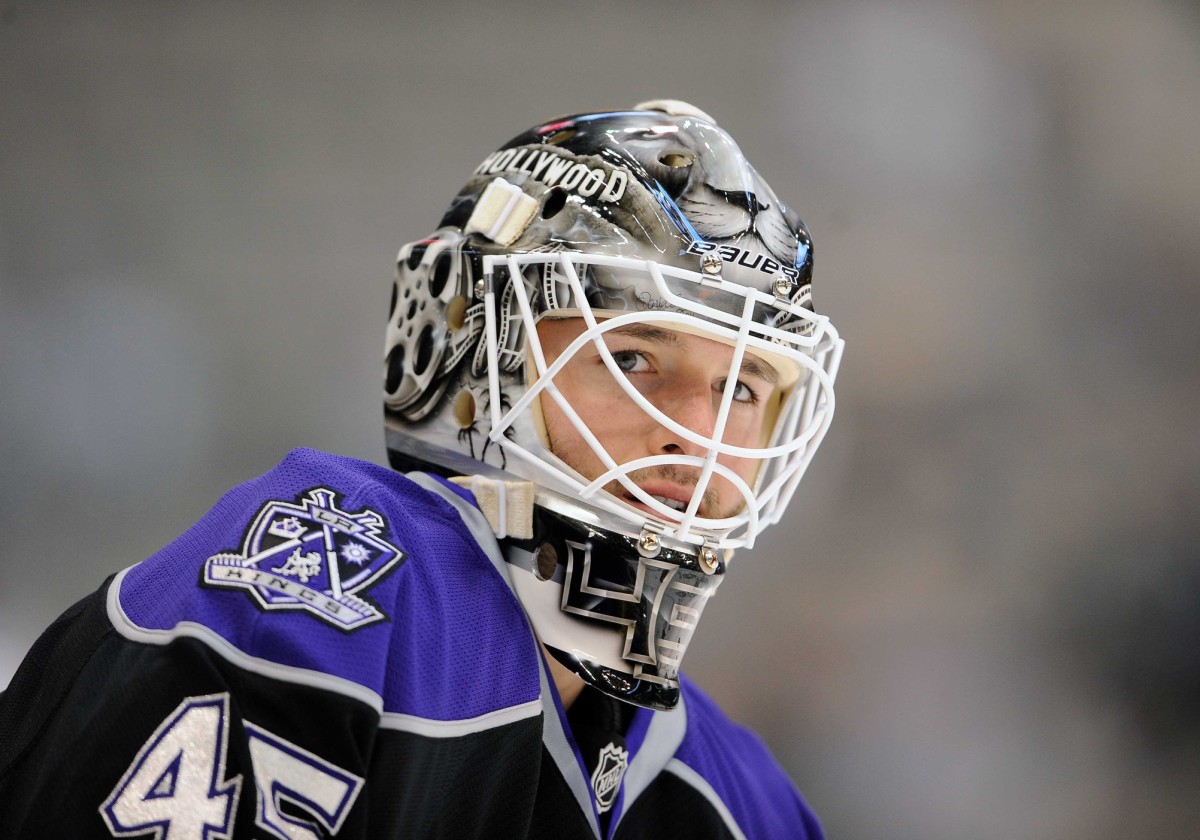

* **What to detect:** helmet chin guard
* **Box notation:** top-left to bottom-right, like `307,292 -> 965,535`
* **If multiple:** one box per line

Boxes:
502,504 -> 724,711
385,102 -> 843,707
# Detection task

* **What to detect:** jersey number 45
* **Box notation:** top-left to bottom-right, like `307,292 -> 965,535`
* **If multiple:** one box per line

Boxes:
100,693 -> 363,840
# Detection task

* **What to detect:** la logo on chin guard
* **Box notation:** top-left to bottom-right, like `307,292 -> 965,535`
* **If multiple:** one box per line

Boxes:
203,487 -> 404,630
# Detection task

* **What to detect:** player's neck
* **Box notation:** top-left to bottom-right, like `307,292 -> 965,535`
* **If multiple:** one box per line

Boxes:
542,645 -> 586,710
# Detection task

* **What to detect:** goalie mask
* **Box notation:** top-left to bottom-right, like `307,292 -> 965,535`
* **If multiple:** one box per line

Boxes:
384,100 -> 843,709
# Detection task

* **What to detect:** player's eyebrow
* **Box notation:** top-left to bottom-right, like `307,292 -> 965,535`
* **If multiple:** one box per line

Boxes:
608,324 -> 682,346
607,324 -> 779,386
738,355 -> 778,387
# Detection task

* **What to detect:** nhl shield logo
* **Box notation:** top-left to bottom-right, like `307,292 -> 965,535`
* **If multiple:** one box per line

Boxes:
590,741 -> 629,814
203,487 -> 404,630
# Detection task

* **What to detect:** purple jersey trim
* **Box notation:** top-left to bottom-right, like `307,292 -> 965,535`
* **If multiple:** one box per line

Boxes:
674,675 -> 824,840
116,448 -> 542,722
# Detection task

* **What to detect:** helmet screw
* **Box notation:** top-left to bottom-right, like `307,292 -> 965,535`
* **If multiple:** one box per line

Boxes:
773,277 -> 793,297
638,530 -> 661,557
701,253 -> 723,275
698,546 -> 720,574
474,278 -> 488,299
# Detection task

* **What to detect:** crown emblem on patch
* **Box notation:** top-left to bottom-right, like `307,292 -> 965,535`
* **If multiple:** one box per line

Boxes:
203,487 -> 404,630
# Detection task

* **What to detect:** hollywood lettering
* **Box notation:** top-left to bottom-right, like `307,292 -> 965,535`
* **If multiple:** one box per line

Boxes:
474,147 -> 628,202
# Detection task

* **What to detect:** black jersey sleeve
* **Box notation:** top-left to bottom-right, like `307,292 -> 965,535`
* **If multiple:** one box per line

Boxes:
0,577 -> 382,839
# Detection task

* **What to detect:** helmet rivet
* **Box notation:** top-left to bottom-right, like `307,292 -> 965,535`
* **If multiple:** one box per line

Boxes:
701,253 -> 723,275
773,277 -> 793,297
638,530 -> 661,557
474,278 -> 487,299
699,546 -> 720,574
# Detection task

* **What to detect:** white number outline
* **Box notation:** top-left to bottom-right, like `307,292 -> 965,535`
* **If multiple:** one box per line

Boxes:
101,693 -> 365,840
245,721 -> 364,840
100,693 -> 242,840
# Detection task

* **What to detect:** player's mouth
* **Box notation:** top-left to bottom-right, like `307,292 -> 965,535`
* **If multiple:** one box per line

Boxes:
651,495 -> 689,512
622,483 -> 708,521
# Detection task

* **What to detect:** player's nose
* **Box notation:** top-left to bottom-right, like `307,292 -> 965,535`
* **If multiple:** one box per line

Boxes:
649,379 -> 719,457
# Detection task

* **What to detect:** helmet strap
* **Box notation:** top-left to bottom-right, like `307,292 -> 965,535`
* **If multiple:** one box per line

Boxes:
448,475 -> 535,540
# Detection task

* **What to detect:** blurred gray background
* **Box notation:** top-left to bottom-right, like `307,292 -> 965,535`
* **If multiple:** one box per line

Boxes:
3,1 -> 1198,837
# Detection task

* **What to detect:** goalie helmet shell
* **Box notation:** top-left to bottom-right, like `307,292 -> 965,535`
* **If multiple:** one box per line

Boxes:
384,101 -> 842,709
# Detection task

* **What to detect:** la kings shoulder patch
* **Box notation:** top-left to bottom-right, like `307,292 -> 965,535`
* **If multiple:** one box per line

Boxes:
203,487 -> 404,631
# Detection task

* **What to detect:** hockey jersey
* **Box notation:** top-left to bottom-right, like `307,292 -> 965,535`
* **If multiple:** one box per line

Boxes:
0,448 -> 822,839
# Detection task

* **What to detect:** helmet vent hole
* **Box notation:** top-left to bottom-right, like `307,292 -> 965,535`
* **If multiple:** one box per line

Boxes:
405,245 -> 424,271
452,390 -> 476,428
447,295 -> 468,331
545,129 -> 576,146
413,324 -> 436,375
384,345 -> 405,393
658,150 -> 695,168
533,543 -> 558,581
542,188 -> 567,219
406,300 -> 417,321
430,253 -> 452,297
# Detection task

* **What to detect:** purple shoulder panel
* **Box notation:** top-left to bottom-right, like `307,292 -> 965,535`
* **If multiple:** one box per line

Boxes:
675,676 -> 824,840
117,448 -> 541,721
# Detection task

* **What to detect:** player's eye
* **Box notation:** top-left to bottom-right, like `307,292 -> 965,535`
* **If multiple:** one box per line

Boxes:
610,349 -> 651,374
718,379 -> 759,405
